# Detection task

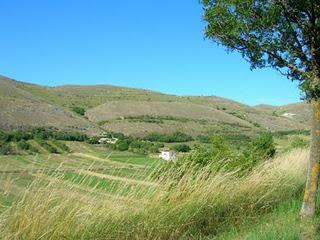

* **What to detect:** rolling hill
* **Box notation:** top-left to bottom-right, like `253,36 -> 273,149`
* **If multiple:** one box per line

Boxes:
0,75 -> 310,137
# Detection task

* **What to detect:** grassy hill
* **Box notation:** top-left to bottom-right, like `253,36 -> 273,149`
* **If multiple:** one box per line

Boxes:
0,76 -> 102,135
0,75 -> 310,137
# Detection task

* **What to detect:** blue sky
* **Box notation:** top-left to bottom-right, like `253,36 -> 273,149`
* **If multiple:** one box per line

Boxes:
0,0 -> 301,105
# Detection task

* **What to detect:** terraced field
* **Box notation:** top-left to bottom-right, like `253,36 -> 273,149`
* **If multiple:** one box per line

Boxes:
0,142 -> 160,211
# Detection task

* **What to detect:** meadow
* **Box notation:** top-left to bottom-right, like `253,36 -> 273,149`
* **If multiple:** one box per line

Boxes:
0,139 -> 316,239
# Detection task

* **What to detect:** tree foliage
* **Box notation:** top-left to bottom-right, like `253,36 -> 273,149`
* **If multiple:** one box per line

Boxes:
202,0 -> 320,99
144,132 -> 193,143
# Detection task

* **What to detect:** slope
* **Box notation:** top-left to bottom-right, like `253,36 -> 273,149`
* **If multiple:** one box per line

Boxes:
0,76 -> 102,135
0,75 -> 311,137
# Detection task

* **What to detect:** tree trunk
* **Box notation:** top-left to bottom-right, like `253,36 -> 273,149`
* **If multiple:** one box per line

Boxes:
300,100 -> 320,218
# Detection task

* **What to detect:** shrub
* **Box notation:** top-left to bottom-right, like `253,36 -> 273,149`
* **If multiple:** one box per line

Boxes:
16,141 -> 39,154
0,131 -> 10,142
273,130 -> 310,137
196,135 -> 211,143
144,132 -> 193,143
51,140 -> 71,152
117,142 -> 129,151
32,128 -> 53,140
0,128 -> 89,148
17,140 -> 30,151
154,143 -> 165,148
71,107 -> 86,116
155,136 -> 239,179
155,134 -> 277,179
5,130 -> 33,142
36,139 -> 59,154
125,115 -> 163,124
28,145 -> 39,154
252,122 -> 261,128
251,132 -> 276,159
290,136 -> 309,149
0,141 -> 14,155
86,137 -> 100,144
129,141 -> 141,149
53,132 -> 88,142
173,144 -> 191,153
149,146 -> 160,153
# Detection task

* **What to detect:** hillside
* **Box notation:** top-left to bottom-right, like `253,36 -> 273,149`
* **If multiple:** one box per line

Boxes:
0,76 -> 102,135
0,75 -> 310,137
255,103 -> 311,125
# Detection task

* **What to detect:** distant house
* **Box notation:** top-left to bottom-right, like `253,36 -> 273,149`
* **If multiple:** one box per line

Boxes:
282,112 -> 296,119
159,149 -> 176,161
98,137 -> 118,144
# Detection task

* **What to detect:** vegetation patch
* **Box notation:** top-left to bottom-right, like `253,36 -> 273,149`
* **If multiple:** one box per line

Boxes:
35,139 -> 59,154
144,131 -> 194,143
124,115 -> 190,124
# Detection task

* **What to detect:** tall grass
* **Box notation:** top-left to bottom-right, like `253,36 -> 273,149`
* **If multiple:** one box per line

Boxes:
0,149 -> 308,239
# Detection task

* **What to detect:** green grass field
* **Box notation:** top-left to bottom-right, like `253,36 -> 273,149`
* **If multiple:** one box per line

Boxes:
0,142 -> 159,211
0,141 -> 317,239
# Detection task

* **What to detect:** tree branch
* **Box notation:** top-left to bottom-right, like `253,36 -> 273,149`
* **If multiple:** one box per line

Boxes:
276,0 -> 312,65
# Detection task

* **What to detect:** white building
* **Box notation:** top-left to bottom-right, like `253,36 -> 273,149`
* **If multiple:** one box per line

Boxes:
159,149 -> 176,161
98,137 -> 118,144
282,112 -> 296,119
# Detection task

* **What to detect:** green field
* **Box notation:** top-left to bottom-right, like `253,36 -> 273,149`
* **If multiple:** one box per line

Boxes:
0,140 -> 317,239
0,142 -> 160,211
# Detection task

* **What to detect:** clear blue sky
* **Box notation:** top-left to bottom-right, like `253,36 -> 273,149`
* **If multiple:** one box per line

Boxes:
0,0 -> 302,105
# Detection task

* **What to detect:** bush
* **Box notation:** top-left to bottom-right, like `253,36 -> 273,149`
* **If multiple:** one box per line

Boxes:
117,142 -> 129,151
144,132 -> 193,143
28,145 -> 39,154
173,144 -> 191,153
196,135 -> 211,143
155,134 -> 277,179
31,128 -> 53,140
128,140 -> 164,154
17,140 -> 30,151
36,139 -> 59,154
156,136 -> 238,178
0,131 -> 11,142
273,130 -> 310,137
17,140 -> 39,154
125,115 -> 163,124
86,137 -> 100,144
290,136 -> 309,149
149,146 -> 160,153
0,141 -> 14,155
53,132 -> 88,142
51,140 -> 71,153
0,128 -> 90,144
154,143 -> 165,149
71,107 -> 86,116
251,132 -> 276,159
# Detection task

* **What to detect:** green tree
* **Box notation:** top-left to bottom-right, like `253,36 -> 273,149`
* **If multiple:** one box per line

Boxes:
251,132 -> 276,159
201,0 -> 320,218
173,144 -> 192,153
117,142 -> 129,151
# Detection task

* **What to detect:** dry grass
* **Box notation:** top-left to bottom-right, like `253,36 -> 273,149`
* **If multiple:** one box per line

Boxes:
0,76 -> 309,137
0,149 -> 308,239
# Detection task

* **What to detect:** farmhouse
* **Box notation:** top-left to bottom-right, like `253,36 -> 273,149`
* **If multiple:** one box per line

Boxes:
159,149 -> 176,161
98,137 -> 118,144
282,112 -> 296,119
